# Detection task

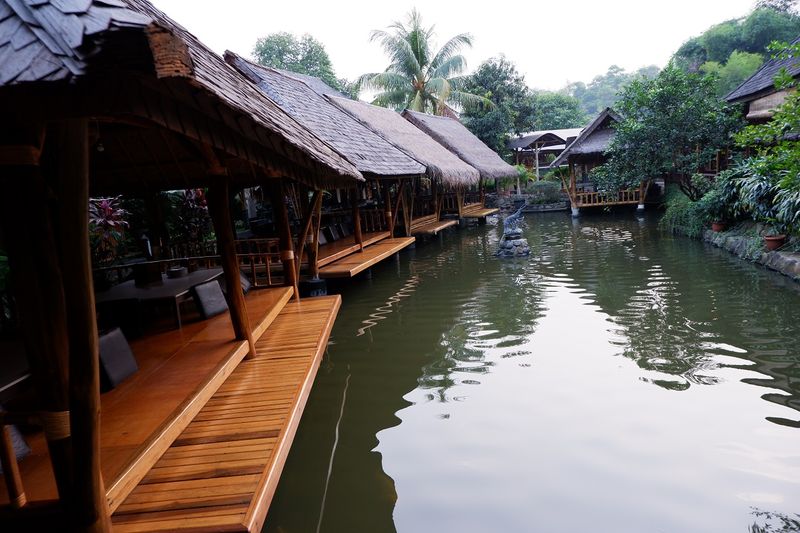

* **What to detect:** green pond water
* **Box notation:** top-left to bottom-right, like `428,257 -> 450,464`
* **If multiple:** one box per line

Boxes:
263,212 -> 800,533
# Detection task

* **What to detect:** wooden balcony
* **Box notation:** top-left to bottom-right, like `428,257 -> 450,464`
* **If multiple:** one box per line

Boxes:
574,188 -> 641,207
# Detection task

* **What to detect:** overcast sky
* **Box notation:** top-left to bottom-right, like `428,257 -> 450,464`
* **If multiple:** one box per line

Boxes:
154,0 -> 757,91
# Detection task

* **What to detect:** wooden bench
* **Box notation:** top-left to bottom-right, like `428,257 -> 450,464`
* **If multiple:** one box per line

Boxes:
461,204 -> 499,218
409,214 -> 458,236
111,295 -> 341,532
316,231 -> 389,267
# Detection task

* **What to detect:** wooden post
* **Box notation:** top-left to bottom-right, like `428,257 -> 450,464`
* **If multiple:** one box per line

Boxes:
269,182 -> 299,300
383,182 -> 394,237
308,197 -> 322,279
207,183 -> 256,358
53,120 -> 112,533
294,190 -> 321,279
0,424 -> 25,509
391,180 -> 406,236
351,187 -> 363,250
0,122 -> 76,511
456,190 -> 464,219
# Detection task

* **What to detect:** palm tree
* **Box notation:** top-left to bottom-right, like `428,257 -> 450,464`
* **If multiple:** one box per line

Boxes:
359,9 -> 489,115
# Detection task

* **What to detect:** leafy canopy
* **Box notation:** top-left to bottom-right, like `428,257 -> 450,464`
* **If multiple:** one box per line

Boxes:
359,9 -> 488,114
564,64 -> 660,116
700,50 -> 764,96
253,32 -> 342,91
594,64 -> 741,200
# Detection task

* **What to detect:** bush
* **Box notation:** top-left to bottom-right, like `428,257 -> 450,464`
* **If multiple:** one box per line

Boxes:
525,181 -> 563,205
660,185 -> 708,238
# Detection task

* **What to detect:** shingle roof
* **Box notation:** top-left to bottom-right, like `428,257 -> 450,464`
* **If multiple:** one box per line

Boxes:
726,37 -> 800,103
329,96 -> 480,187
550,108 -> 621,168
225,51 -> 425,179
0,0 -> 364,187
401,110 -> 517,180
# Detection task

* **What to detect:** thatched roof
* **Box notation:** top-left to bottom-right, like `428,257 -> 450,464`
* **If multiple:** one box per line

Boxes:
726,37 -> 800,103
550,108 -> 621,167
508,128 -> 583,150
329,96 -> 480,187
0,0 -> 364,189
225,51 -> 425,180
401,110 -> 517,180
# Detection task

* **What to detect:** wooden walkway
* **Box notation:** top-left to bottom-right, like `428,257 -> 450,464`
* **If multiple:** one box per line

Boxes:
410,216 -> 458,236
318,237 -> 415,278
462,206 -> 499,218
111,295 -> 341,532
1,287 -> 292,507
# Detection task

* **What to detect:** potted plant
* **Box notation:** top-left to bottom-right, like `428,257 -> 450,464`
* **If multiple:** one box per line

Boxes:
697,184 -> 731,232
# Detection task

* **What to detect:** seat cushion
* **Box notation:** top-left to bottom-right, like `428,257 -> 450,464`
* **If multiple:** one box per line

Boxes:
192,280 -> 229,319
99,327 -> 139,391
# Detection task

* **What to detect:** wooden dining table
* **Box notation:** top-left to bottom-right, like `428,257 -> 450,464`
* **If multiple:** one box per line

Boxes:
95,268 -> 223,329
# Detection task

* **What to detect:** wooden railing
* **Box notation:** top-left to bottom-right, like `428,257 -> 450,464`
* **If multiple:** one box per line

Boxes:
234,239 -> 282,288
575,189 -> 641,207
359,208 -> 388,234
441,192 -> 460,214
412,195 -> 436,219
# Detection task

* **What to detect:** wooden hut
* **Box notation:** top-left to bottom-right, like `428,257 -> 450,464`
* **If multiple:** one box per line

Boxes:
726,37 -> 800,122
548,108 -> 648,216
225,52 -> 423,280
0,1 -> 363,531
329,96 -> 481,237
402,110 -> 516,219
508,128 -> 582,181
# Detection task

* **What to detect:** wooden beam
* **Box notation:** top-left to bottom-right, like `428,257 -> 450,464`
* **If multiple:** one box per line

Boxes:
391,180 -> 406,237
294,189 -> 321,279
207,183 -> 256,358
269,182 -> 299,300
383,182 -> 394,237
0,425 -> 25,508
53,120 -> 112,533
308,196 -> 323,280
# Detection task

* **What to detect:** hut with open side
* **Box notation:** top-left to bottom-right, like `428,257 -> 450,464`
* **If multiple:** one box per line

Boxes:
726,36 -> 800,122
225,51 -> 423,281
508,128 -> 583,181
402,109 -> 516,219
0,0 -> 363,531
549,108 -> 649,216
329,96 -> 481,237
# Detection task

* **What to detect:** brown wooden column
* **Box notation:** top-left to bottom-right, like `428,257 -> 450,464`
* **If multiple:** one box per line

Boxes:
0,121 -> 74,508
269,182 -> 299,300
351,187 -> 363,250
383,182 -> 394,237
308,197 -> 323,280
294,190 -> 320,279
456,189 -> 464,219
207,183 -> 256,358
53,119 -> 112,533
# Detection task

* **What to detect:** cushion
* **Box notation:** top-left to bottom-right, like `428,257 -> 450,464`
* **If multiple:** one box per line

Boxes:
98,327 -> 139,391
192,280 -> 228,319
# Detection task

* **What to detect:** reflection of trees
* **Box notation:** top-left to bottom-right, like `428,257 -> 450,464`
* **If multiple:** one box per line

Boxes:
534,212 -> 800,426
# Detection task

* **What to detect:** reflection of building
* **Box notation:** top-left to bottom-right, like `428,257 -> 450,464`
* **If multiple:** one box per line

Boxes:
726,36 -> 800,122
549,108 -> 649,215
508,128 -> 582,179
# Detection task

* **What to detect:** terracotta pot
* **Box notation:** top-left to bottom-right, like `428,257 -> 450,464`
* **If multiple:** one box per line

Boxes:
711,221 -> 726,232
764,234 -> 787,251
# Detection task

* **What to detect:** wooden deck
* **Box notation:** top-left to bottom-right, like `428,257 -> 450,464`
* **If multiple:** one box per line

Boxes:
462,205 -> 499,218
318,237 -> 415,278
1,287 -> 294,509
316,231 -> 389,267
410,217 -> 458,236
111,295 -> 341,532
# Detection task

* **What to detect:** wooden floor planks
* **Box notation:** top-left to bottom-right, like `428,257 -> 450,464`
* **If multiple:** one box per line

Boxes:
411,218 -> 458,236
462,207 -> 499,218
315,231 -> 389,267
112,295 -> 341,533
318,237 -> 415,278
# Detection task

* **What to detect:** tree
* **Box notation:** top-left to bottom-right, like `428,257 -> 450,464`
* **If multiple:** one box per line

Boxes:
741,7 -> 800,51
701,50 -> 764,96
755,0 -> 798,13
530,92 -> 587,130
460,56 -> 535,155
359,9 -> 488,114
564,64 -> 659,116
252,32 -> 342,90
594,64 -> 741,200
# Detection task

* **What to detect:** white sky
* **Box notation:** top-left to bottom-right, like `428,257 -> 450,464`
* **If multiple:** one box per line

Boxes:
153,0 -> 757,91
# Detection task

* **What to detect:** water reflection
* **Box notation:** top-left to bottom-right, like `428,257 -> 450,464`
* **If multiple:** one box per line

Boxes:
264,213 -> 800,533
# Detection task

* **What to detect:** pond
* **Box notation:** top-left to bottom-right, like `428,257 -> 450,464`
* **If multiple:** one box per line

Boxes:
263,212 -> 800,533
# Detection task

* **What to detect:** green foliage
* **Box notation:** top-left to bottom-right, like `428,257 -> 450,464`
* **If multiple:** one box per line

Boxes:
252,32 -> 342,90
359,9 -> 488,114
89,196 -> 130,265
673,7 -> 800,75
168,190 -> 213,244
597,64 -> 741,200
461,56 -> 535,155
530,92 -> 587,130
700,51 -> 764,96
660,185 -> 709,238
525,181 -> 563,205
563,64 -> 660,116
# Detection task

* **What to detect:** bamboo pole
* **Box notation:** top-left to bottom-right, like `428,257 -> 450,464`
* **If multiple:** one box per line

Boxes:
269,182 -> 299,300
294,190 -> 321,279
0,123 -> 75,508
383,182 -> 394,237
351,187 -> 363,250
0,425 -> 25,508
391,180 -> 406,235
207,183 -> 256,358
53,120 -> 111,533
308,196 -> 323,279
